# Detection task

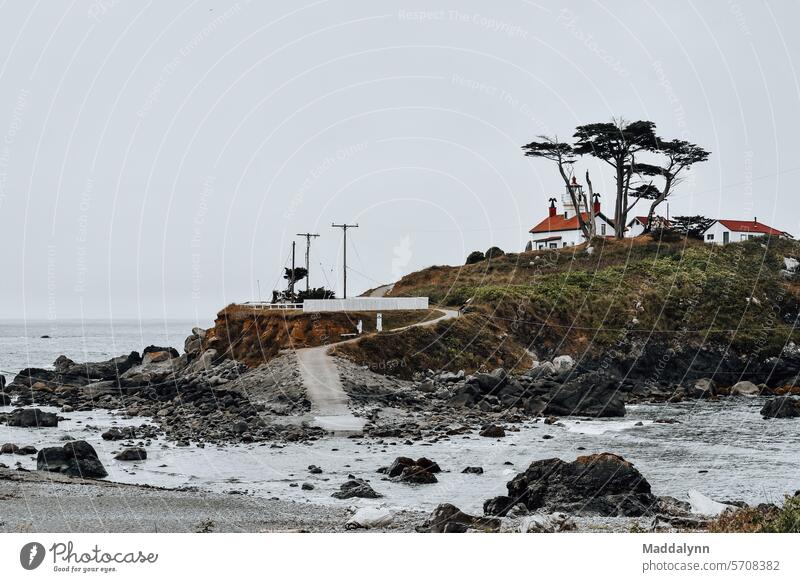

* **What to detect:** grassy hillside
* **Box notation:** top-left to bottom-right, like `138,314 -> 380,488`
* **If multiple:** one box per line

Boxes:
334,235 -> 800,380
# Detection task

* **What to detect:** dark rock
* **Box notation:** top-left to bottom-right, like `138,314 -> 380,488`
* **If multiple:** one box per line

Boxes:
503,453 -> 656,517
417,503 -> 501,533
483,495 -> 515,517
37,440 -> 108,478
0,443 -> 19,454
331,478 -> 382,499
384,456 -> 440,484
102,427 -> 137,441
5,408 -> 58,428
16,445 -> 37,455
479,424 -> 505,438
462,466 -> 484,475
114,447 -> 147,461
761,396 -> 800,419
543,373 -> 626,417
142,345 -> 180,359
308,464 -> 323,474
301,482 -> 314,490
0,393 -> 10,406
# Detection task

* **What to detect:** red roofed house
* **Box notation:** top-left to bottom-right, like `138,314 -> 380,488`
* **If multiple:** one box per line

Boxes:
529,177 -> 615,250
701,218 -> 792,245
626,215 -> 671,238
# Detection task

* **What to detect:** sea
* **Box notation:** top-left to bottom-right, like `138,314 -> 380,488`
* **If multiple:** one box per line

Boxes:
0,319 -> 205,379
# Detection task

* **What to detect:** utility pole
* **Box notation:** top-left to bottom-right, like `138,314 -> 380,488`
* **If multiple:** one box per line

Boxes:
331,223 -> 358,298
289,241 -> 297,296
296,232 -> 320,292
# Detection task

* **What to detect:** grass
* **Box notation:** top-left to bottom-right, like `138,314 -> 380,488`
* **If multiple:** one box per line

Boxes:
708,494 -> 800,533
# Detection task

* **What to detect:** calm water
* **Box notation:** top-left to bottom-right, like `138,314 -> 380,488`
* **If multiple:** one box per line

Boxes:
0,319 -> 207,379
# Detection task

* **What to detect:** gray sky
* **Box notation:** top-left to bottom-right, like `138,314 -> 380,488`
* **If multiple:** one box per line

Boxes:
1,0 -> 799,321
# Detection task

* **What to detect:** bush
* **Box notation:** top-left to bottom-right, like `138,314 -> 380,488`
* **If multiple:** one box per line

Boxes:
708,494 -> 800,532
465,251 -> 485,265
485,246 -> 505,259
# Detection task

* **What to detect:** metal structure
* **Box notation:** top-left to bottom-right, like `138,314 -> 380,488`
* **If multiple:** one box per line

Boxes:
331,222 -> 358,298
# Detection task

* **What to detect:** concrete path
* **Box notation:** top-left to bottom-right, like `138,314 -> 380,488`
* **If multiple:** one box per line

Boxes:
297,306 -> 459,435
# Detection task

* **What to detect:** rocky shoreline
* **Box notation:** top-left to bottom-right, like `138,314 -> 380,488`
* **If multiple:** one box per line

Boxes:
2,324 -> 800,533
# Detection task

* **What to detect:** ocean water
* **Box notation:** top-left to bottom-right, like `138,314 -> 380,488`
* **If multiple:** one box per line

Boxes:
0,319 -> 206,379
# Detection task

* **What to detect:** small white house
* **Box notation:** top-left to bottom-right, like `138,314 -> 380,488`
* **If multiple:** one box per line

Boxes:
625,215 -> 671,238
529,178 -> 614,250
701,219 -> 792,245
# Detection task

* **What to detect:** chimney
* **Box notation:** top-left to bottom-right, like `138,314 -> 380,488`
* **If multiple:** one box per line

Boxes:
549,198 -> 557,217
593,193 -> 601,214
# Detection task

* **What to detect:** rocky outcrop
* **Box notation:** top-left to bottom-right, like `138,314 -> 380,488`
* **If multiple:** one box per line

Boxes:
380,456 -> 441,484
37,441 -> 107,478
331,477 -> 382,499
761,396 -> 800,419
730,381 -> 761,397
495,453 -> 656,517
417,503 -> 501,533
542,372 -> 626,417
4,408 -> 58,428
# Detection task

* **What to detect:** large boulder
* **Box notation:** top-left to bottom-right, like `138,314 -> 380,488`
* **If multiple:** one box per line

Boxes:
114,447 -> 147,461
382,456 -> 440,484
37,440 -> 108,478
730,381 -> 761,397
761,396 -> 800,419
331,478 -> 382,499
417,503 -> 501,533
500,453 -> 656,517
5,408 -> 58,428
0,393 -> 10,406
543,373 -> 626,417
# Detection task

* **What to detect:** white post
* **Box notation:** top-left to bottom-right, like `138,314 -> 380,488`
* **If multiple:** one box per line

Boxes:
357,319 -> 363,334
376,312 -> 383,332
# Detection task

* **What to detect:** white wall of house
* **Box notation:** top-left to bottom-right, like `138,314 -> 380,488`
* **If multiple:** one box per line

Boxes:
702,221 -> 778,245
626,219 -> 645,238
531,215 -> 612,250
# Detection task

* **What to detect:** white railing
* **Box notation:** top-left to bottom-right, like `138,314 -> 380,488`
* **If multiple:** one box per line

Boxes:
239,302 -> 303,310
302,297 -> 428,312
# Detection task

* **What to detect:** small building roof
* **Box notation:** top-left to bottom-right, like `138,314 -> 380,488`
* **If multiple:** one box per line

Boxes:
530,212 -> 612,234
714,219 -> 787,236
629,215 -> 671,227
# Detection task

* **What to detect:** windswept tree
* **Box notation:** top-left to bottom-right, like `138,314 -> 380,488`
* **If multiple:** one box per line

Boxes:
636,140 -> 710,231
572,119 -> 658,237
521,137 -> 593,238
523,119 -> 710,240
671,215 -> 715,239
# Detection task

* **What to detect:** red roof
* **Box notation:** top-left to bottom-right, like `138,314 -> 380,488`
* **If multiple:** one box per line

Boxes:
716,219 -> 786,236
633,215 -> 671,227
530,212 -> 590,234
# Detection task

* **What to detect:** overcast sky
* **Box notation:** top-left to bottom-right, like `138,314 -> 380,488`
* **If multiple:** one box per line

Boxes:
1,0 -> 798,322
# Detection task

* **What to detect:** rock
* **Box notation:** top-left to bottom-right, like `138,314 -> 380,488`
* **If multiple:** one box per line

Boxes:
301,482 -> 314,490
519,512 -> 577,533
102,427 -> 138,441
0,443 -> 19,454
345,507 -> 393,530
462,466 -> 484,475
384,456 -> 440,484
17,445 -> 37,455
5,408 -> 58,428
37,440 -> 108,478
687,490 -> 733,517
114,447 -> 147,461
232,420 -> 249,435
552,355 -> 575,374
478,424 -> 505,438
308,464 -> 323,474
0,393 -> 10,406
730,381 -> 760,397
142,345 -> 179,361
761,396 -> 800,419
417,503 -> 501,533
331,478 -> 382,499
687,378 -> 716,398
543,373 -> 626,417
503,453 -> 656,517
483,495 -> 515,517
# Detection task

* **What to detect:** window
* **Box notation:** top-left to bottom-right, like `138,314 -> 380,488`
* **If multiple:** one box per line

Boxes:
706,233 -> 714,240
601,224 -> 606,235
549,243 -> 558,249
741,234 -> 749,241
563,242 -> 567,247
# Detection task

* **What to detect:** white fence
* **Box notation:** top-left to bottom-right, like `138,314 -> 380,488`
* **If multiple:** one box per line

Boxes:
302,297 -> 429,312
